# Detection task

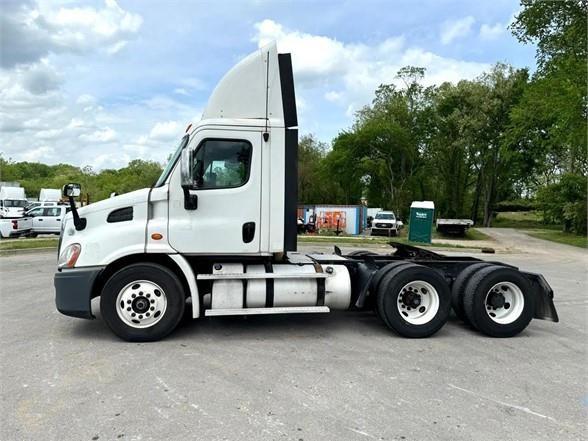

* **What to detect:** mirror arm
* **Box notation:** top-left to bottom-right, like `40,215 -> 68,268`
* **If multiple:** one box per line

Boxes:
182,187 -> 198,210
68,196 -> 86,231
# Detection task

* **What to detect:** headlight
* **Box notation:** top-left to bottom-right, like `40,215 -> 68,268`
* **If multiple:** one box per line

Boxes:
58,243 -> 81,269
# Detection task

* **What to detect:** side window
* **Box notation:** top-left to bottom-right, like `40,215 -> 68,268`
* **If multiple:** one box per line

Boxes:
29,208 -> 43,216
192,139 -> 252,189
43,207 -> 60,216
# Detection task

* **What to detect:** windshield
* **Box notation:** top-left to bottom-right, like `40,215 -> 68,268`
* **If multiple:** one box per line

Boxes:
375,212 -> 395,220
4,199 -> 27,208
154,135 -> 190,187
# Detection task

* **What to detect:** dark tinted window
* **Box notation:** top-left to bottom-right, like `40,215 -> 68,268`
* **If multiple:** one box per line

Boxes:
193,139 -> 252,189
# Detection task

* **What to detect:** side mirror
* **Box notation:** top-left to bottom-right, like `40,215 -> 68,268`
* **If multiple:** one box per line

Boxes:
62,183 -> 81,198
180,148 -> 198,210
62,183 -> 86,231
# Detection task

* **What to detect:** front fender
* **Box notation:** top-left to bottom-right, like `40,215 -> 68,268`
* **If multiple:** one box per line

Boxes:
169,254 -> 200,318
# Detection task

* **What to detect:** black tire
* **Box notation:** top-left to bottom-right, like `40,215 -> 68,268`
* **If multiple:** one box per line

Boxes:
369,262 -> 412,320
100,263 -> 185,342
29,233 -> 38,238
451,262 -> 495,324
463,266 -> 534,337
376,264 -> 451,338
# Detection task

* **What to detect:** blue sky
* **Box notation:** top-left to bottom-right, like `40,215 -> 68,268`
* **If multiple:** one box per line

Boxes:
0,0 -> 536,169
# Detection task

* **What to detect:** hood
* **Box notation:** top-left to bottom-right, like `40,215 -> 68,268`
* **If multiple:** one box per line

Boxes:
78,188 -> 151,217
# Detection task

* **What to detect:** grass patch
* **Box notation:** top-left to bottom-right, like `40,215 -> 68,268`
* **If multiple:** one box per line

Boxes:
464,228 -> 492,240
526,230 -> 588,248
493,211 -> 560,230
0,238 -> 58,251
433,228 -> 491,241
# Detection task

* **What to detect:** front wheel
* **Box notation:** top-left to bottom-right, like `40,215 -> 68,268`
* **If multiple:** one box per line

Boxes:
376,264 -> 451,338
100,263 -> 185,341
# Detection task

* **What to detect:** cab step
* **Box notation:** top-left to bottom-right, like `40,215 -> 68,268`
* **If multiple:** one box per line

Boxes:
204,306 -> 330,316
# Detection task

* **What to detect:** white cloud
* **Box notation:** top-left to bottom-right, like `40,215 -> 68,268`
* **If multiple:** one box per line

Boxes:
440,16 -> 475,45
1,0 -> 142,68
21,146 -> 55,162
148,121 -> 182,141
79,127 -> 117,143
480,23 -> 504,40
253,19 -> 490,117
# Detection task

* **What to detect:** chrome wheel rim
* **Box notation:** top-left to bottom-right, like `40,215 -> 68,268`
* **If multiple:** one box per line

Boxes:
484,281 -> 524,324
397,280 -> 440,325
116,280 -> 167,328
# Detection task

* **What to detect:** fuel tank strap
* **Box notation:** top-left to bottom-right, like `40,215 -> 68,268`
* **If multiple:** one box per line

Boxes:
264,262 -> 274,307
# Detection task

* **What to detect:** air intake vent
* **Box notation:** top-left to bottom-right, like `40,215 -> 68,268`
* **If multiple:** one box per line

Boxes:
107,207 -> 133,223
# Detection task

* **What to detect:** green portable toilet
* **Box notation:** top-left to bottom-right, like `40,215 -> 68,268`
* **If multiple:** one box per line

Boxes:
408,201 -> 435,243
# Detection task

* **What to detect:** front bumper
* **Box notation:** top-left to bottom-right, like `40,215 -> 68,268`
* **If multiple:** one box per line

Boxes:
54,267 -> 104,319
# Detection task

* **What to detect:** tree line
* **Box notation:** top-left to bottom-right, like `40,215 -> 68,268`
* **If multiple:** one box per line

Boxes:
299,0 -> 586,234
1,1 -> 585,234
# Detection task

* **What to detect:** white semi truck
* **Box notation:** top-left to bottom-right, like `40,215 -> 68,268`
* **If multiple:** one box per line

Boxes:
0,185 -> 32,238
54,43 -> 558,342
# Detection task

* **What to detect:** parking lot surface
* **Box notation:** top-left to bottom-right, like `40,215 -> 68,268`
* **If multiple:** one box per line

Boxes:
0,232 -> 586,441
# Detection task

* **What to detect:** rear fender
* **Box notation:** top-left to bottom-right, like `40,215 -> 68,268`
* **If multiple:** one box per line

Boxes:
523,271 -> 559,322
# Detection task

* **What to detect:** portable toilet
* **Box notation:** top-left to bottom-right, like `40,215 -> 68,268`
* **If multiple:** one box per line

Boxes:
408,201 -> 435,243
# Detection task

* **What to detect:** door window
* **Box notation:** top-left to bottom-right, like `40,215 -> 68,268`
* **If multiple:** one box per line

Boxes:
193,139 -> 252,189
43,207 -> 60,216
29,208 -> 43,216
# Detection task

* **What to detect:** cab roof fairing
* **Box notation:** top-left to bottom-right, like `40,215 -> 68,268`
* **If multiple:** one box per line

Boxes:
200,42 -> 295,129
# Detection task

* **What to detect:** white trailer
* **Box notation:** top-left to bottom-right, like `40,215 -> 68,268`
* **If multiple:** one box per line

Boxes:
39,188 -> 61,202
54,44 -> 558,341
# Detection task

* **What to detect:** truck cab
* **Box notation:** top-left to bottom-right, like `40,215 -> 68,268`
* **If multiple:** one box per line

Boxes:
54,43 -> 558,342
0,186 -> 28,219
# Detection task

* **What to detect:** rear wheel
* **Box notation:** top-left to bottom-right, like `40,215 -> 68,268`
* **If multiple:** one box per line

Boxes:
451,262 -> 494,324
100,263 -> 185,342
376,264 -> 451,338
463,266 -> 534,337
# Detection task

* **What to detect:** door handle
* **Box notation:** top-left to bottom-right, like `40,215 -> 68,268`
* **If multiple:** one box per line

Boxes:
38,219 -> 43,221
56,219 -> 61,221
242,222 -> 255,243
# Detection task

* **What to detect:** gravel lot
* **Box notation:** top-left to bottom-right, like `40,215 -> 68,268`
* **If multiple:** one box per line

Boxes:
0,229 -> 586,441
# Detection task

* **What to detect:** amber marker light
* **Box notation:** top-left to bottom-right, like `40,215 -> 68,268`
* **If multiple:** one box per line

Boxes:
151,233 -> 163,240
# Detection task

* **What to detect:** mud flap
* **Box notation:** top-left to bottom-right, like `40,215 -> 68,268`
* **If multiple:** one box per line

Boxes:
523,271 -> 559,322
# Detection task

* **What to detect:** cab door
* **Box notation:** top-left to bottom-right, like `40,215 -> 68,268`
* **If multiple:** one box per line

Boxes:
43,207 -> 63,233
29,207 -> 46,232
168,128 -> 262,254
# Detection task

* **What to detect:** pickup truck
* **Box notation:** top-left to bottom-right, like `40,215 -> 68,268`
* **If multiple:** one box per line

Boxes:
370,211 -> 399,236
0,217 -> 32,239
27,205 -> 70,236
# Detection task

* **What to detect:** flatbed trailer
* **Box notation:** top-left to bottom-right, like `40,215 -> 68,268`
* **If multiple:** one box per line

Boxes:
54,43 -> 558,342
436,218 -> 474,236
